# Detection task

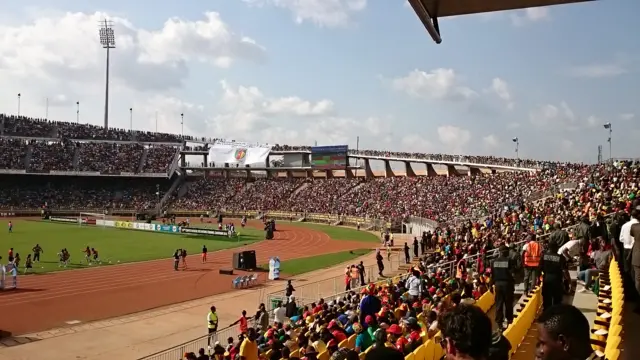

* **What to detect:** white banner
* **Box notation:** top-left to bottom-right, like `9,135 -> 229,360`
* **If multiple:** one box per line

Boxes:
208,142 -> 272,166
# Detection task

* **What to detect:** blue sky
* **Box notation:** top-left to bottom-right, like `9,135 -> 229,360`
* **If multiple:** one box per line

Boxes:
0,0 -> 637,163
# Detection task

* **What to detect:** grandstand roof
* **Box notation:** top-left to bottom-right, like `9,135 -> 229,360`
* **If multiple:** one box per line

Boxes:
409,0 -> 594,18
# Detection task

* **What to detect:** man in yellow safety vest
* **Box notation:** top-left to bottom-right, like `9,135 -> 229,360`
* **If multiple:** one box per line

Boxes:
208,306 -> 219,348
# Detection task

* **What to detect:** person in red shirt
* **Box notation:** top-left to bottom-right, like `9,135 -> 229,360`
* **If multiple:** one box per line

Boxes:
327,320 -> 347,343
230,310 -> 249,334
386,324 -> 408,354
402,318 -> 423,351
312,300 -> 324,314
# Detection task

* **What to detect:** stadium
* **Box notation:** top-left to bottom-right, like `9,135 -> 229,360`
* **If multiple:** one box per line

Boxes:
0,1 -> 635,360
0,111 -> 633,360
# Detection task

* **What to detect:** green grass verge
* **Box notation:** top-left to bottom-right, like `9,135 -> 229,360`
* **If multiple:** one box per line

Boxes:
193,220 -> 379,243
260,249 -> 372,276
4,220 -> 263,273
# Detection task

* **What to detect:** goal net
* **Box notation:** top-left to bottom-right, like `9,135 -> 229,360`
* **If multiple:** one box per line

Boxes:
78,212 -> 107,227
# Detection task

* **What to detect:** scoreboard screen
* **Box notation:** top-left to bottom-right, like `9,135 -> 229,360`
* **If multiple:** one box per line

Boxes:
311,145 -> 348,170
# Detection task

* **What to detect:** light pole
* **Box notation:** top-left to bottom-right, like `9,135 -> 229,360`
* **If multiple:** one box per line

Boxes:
129,107 -> 133,133
45,97 -> 49,120
512,137 -> 519,161
17,93 -> 21,116
76,101 -> 80,123
98,19 -> 116,129
155,111 -> 158,133
180,113 -> 184,138
603,122 -> 612,161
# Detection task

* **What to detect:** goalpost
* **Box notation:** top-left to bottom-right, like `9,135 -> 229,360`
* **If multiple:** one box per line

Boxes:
78,212 -> 107,228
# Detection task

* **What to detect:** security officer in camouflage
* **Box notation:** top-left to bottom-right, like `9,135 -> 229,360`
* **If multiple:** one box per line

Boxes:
490,245 -> 515,330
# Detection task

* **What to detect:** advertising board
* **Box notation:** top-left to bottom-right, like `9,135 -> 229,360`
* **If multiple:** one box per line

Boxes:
96,219 -> 116,227
50,216 -> 84,224
115,221 -> 134,229
133,222 -> 156,231
180,227 -> 228,236
154,224 -> 180,233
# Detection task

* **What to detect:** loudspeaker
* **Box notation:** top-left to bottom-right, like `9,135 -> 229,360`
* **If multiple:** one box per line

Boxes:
219,269 -> 234,275
232,250 -> 257,270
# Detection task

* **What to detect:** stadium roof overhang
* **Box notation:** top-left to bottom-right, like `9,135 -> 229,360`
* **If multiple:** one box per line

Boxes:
408,0 -> 596,44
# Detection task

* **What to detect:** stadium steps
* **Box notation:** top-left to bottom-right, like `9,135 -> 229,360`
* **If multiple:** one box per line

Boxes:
289,182 -> 310,199
72,146 -> 80,170
158,173 -> 187,212
339,182 -> 365,200
24,143 -> 33,169
137,148 -> 149,173
296,216 -> 305,222
331,220 -> 342,226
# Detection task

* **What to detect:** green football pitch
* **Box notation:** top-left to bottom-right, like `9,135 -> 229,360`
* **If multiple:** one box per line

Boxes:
0,220 -> 379,274
1,220 -> 264,273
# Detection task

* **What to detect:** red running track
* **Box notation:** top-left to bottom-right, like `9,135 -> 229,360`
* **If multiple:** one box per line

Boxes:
0,220 -> 366,335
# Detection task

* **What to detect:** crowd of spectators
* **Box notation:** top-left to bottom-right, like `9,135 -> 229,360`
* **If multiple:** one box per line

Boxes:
0,176 -> 169,210
283,178 -> 363,214
269,144 -> 566,169
29,139 -> 76,172
171,178 -> 246,211
144,145 -> 179,173
0,138 -> 28,169
77,142 -> 144,173
0,137 -> 177,174
170,164 -> 592,226
190,161 -> 638,360
0,114 -> 187,142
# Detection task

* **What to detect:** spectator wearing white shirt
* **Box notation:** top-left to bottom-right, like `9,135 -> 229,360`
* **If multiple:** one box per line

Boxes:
620,210 -> 639,274
404,270 -> 421,302
273,301 -> 287,324
558,239 -> 582,261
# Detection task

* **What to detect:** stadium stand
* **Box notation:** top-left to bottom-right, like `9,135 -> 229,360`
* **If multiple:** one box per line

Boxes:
0,113 -> 637,360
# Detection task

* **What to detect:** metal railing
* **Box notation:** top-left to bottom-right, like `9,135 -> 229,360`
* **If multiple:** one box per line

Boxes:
137,321 -> 254,360
264,251 -> 404,311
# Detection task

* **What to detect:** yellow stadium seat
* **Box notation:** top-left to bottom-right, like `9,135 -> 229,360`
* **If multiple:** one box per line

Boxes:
338,339 -> 348,349
424,340 -> 435,360
413,344 -> 426,360
348,334 -> 356,349
404,353 -> 414,360
290,349 -> 300,358
318,350 -> 330,360
358,352 -> 366,360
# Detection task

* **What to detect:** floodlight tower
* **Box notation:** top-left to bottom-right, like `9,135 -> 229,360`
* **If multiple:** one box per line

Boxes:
98,19 -> 116,129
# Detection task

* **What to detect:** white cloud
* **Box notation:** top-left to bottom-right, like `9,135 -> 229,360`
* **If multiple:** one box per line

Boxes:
511,7 -> 550,26
568,63 -> 627,78
437,125 -> 471,153
0,11 -> 266,94
401,134 -> 433,152
241,0 -> 366,27
482,134 -> 499,148
620,113 -> 635,121
390,69 -> 477,102
586,115 -> 601,128
529,101 -> 581,130
486,77 -> 514,110
507,122 -> 521,130
211,80 -> 335,135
